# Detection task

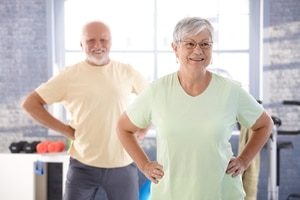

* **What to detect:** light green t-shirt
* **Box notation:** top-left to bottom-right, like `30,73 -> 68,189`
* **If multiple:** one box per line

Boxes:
127,72 -> 263,200
36,60 -> 148,168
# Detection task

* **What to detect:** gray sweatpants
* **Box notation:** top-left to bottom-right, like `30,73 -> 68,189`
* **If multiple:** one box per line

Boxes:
63,157 -> 139,200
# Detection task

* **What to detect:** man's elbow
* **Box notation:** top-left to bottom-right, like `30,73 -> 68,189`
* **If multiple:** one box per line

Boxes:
21,92 -> 44,112
21,95 -> 31,112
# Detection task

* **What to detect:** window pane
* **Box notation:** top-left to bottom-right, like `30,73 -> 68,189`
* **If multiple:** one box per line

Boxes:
65,0 -> 154,51
218,0 -> 249,14
157,53 -> 179,78
65,52 -> 85,66
156,0 -> 219,51
156,20 -> 174,51
64,0 -> 250,89
157,0 -> 218,17
216,15 -> 249,50
210,53 -> 249,90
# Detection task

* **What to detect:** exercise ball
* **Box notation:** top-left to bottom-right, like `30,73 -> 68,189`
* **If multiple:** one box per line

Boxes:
139,180 -> 151,200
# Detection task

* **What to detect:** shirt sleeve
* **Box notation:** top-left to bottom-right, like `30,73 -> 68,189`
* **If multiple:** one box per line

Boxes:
130,66 -> 149,95
35,68 -> 68,104
236,86 -> 264,128
126,84 -> 153,129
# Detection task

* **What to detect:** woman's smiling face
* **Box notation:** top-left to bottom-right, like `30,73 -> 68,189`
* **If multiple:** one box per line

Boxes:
173,29 -> 213,70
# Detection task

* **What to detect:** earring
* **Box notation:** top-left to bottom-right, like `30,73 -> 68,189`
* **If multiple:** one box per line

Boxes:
176,57 -> 178,64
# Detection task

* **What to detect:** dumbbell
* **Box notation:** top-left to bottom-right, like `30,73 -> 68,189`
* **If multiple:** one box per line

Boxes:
48,141 -> 65,153
36,140 -> 65,153
9,141 -> 42,153
23,141 -> 41,153
9,141 -> 27,153
36,141 -> 52,154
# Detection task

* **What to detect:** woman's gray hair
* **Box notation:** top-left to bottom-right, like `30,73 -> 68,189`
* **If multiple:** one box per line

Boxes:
173,17 -> 214,42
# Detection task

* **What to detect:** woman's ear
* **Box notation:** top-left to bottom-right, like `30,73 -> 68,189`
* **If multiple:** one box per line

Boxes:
171,42 -> 177,51
171,42 -> 179,59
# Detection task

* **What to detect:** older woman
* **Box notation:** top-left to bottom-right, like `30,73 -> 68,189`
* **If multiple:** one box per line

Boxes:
117,16 -> 273,200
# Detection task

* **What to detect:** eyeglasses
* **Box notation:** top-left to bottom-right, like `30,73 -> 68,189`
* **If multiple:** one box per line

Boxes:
179,40 -> 213,50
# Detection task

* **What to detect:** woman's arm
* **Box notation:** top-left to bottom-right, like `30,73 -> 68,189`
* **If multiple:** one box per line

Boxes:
117,113 -> 164,183
226,111 -> 273,177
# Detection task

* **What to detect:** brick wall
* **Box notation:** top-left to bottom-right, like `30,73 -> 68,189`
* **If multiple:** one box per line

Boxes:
263,0 -> 300,198
0,0 -> 66,152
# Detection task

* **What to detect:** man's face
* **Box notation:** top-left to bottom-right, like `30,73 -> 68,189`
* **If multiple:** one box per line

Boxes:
81,22 -> 112,66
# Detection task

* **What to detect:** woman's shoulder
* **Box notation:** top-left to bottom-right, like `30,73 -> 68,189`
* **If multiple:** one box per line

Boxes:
152,72 -> 177,84
147,73 -> 177,91
211,72 -> 242,87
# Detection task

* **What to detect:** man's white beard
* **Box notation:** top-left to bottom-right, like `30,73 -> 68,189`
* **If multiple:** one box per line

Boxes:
87,54 -> 108,66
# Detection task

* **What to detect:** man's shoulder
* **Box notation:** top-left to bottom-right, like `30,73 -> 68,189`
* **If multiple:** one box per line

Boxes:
110,59 -> 132,68
110,59 -> 139,75
62,61 -> 86,72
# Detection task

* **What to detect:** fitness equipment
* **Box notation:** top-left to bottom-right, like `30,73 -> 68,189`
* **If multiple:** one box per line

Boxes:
268,116 -> 281,200
36,141 -> 52,154
36,140 -> 65,154
9,141 -> 40,153
278,101 -> 300,200
23,141 -> 41,153
268,116 -> 294,200
139,180 -> 151,200
47,141 -> 65,152
268,100 -> 300,200
9,141 -> 27,153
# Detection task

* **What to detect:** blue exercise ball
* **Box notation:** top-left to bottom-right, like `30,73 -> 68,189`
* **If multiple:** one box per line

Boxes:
139,180 -> 151,200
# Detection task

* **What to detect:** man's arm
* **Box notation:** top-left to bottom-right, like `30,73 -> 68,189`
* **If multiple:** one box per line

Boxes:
21,91 -> 75,140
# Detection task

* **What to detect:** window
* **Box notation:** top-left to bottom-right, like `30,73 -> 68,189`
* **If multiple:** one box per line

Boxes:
48,0 -> 262,134
64,0 -> 251,87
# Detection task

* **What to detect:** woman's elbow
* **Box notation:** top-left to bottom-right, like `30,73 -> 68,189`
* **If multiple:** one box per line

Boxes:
117,113 -> 136,136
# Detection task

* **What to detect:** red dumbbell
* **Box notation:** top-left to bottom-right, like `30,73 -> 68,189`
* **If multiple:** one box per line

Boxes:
47,141 -> 65,153
36,141 -> 52,154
